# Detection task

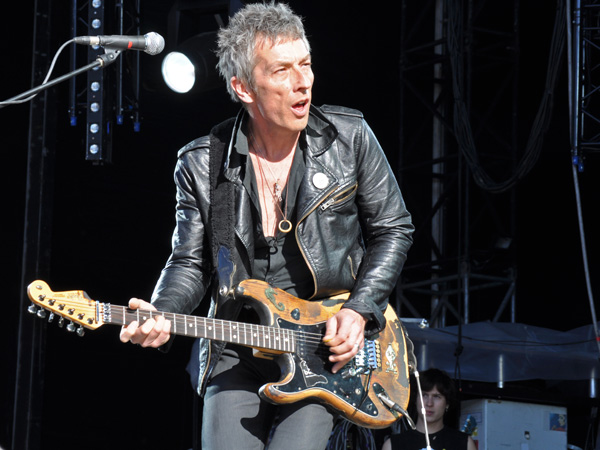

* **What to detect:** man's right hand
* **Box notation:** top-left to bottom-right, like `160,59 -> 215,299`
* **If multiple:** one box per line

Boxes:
119,298 -> 172,348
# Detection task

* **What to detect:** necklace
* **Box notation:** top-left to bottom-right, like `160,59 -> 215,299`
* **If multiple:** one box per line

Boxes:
250,132 -> 294,234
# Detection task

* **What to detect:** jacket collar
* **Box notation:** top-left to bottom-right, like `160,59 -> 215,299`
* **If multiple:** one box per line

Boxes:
224,105 -> 338,180
304,105 -> 338,157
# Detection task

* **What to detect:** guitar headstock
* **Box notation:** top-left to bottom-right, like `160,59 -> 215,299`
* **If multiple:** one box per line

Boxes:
27,280 -> 104,335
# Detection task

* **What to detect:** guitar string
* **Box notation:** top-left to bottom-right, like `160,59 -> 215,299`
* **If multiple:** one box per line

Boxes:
171,317 -> 325,343
171,318 -> 336,359
44,300 -> 328,348
123,307 -> 326,341
119,307 -> 330,351
165,315 -> 332,357
53,300 -> 352,356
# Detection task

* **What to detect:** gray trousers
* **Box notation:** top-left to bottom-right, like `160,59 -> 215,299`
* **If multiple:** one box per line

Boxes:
201,346 -> 335,450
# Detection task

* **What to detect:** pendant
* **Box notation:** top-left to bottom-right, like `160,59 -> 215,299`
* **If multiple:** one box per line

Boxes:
273,182 -> 283,202
278,219 -> 293,233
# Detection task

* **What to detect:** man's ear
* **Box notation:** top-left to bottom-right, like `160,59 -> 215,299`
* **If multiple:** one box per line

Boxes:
231,76 -> 254,104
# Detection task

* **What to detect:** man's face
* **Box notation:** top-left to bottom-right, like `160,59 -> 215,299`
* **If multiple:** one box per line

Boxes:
248,38 -> 313,137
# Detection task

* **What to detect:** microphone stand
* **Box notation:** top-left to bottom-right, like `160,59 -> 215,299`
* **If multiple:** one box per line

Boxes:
414,371 -> 433,450
0,49 -> 121,109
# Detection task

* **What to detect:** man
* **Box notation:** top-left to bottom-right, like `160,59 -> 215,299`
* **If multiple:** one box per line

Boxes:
120,3 -> 413,449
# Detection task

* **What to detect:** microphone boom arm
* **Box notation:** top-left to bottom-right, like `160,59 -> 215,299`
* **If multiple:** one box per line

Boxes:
0,48 -> 121,109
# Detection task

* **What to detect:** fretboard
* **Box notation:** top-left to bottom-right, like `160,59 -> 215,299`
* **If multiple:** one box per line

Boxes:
104,303 -> 296,353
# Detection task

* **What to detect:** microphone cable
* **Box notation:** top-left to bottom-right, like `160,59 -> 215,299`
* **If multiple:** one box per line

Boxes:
0,38 -> 75,107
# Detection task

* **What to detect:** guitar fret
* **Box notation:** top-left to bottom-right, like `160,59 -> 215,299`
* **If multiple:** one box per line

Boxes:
283,328 -> 289,352
264,325 -> 269,349
284,328 -> 290,352
81,298 -> 293,354
207,317 -> 214,339
282,329 -> 287,352
273,327 -> 279,351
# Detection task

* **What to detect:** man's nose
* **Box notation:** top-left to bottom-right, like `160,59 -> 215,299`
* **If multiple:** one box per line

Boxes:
293,66 -> 312,90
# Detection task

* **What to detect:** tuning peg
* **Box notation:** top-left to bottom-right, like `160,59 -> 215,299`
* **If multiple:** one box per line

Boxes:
76,326 -> 85,337
58,317 -> 65,328
36,309 -> 47,319
48,312 -> 55,323
66,321 -> 76,333
28,304 -> 38,314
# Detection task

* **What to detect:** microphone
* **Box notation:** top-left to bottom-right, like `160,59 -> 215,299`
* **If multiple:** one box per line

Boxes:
73,32 -> 165,55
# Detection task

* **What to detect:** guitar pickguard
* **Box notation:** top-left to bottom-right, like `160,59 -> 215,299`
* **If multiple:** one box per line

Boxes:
262,318 -> 381,419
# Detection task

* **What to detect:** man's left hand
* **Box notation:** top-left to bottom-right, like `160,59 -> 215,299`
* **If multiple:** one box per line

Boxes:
323,308 -> 367,373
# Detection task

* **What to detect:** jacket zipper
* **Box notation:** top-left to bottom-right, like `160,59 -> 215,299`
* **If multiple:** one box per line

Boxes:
295,185 -> 338,299
319,183 -> 358,213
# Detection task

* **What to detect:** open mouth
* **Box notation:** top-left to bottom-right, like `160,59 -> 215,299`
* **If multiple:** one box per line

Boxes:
292,99 -> 309,114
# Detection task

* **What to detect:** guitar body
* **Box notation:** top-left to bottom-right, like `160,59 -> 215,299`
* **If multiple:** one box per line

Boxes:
27,278 -> 410,429
234,279 -> 410,429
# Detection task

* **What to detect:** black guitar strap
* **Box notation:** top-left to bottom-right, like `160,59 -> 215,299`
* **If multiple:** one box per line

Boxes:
208,117 -> 236,269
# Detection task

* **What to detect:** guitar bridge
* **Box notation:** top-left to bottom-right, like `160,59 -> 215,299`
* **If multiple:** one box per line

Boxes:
343,339 -> 380,377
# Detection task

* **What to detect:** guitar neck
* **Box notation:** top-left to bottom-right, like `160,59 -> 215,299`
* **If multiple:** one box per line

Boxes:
105,304 -> 296,353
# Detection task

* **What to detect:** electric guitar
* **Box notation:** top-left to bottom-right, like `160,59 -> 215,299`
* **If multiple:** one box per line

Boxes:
27,278 -> 410,428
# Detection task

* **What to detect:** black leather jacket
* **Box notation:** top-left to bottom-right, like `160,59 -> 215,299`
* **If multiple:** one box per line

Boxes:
151,105 -> 414,394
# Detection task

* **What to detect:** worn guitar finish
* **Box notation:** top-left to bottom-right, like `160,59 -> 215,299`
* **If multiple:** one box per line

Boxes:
27,279 -> 410,428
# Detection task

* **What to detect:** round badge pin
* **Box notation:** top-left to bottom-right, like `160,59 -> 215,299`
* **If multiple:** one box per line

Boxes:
312,172 -> 329,189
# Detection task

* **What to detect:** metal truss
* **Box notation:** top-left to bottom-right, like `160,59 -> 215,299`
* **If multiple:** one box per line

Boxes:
395,0 -> 523,327
69,0 -> 142,163
573,0 -> 600,165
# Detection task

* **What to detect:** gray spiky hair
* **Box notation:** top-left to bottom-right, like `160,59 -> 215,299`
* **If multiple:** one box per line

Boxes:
216,2 -> 310,103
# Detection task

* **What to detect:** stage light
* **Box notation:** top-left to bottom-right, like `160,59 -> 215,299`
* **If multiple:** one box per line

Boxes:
85,0 -> 111,162
161,31 -> 220,94
162,52 -> 196,93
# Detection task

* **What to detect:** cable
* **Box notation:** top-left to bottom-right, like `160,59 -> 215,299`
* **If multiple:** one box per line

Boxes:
0,38 -> 75,106
571,163 -> 600,361
447,0 -> 566,194
325,419 -> 376,450
567,0 -> 600,363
